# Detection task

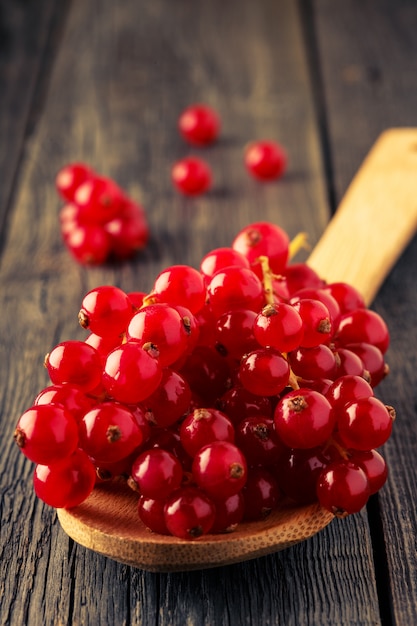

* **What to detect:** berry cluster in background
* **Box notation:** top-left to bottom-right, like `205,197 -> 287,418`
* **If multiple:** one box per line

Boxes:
55,104 -> 287,265
56,163 -> 149,265
14,221 -> 395,540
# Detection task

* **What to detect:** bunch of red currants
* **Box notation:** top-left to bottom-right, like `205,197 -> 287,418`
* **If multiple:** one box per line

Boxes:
56,163 -> 149,265
14,221 -> 395,540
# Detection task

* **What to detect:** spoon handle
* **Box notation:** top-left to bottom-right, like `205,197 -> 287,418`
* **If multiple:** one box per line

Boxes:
307,128 -> 417,305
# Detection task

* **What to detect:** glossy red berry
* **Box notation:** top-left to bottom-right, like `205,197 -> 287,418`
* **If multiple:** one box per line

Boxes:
336,397 -> 395,450
143,368 -> 192,428
350,449 -> 388,494
200,247 -> 250,283
164,487 -> 216,539
44,341 -> 102,392
192,441 -> 247,499
232,221 -> 289,277
274,388 -> 336,449
34,383 -> 95,424
78,285 -> 133,338
79,402 -> 144,464
138,496 -> 170,535
56,162 -> 94,202
316,461 -> 370,517
207,266 -> 264,317
151,265 -> 206,314
14,404 -> 79,465
239,348 -> 290,397
335,309 -> 390,354
178,104 -> 220,146
242,467 -> 280,520
131,448 -> 183,499
171,156 -> 212,196
180,408 -> 235,457
102,341 -> 162,404
127,303 -> 190,367
253,302 -> 304,353
244,140 -> 287,181
33,448 -> 96,508
74,175 -> 125,224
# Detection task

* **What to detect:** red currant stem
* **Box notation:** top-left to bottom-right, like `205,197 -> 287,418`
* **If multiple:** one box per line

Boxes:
258,256 -> 275,305
289,232 -> 310,260
324,437 -> 351,461
288,368 -> 300,390
141,293 -> 158,307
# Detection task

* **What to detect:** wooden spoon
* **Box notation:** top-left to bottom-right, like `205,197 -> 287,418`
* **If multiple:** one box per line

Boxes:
57,128 -> 417,572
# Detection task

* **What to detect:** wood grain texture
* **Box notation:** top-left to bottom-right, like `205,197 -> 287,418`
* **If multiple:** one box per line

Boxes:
313,1 -> 417,624
1,0 -> 416,624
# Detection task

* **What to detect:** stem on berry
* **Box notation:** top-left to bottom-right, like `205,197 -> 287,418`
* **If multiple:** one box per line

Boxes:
288,369 -> 300,390
258,255 -> 275,305
14,427 -> 26,449
324,436 -> 351,461
289,232 -> 309,259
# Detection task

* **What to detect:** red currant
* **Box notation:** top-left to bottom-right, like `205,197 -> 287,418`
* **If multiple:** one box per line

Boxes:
171,156 -> 212,196
192,441 -> 247,499
78,285 -> 133,338
244,140 -> 287,181
178,104 -> 220,146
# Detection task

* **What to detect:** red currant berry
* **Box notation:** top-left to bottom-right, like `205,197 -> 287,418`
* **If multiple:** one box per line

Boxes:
74,175 -> 125,224
350,449 -> 388,494
253,303 -> 304,353
56,162 -> 94,202
291,298 -> 332,348
326,375 -> 374,410
192,441 -> 247,499
79,402 -> 144,464
180,408 -> 235,457
235,415 -> 283,467
316,461 -> 370,517
138,496 -> 170,535
214,309 -> 258,359
14,404 -> 79,465
217,385 -> 273,426
178,104 -> 220,146
179,346 -> 231,404
207,266 -> 264,317
65,223 -> 112,265
131,448 -> 183,499
244,140 -> 287,181
343,342 -> 388,387
78,285 -> 134,338
151,265 -> 206,314
34,383 -> 95,424
284,263 -> 325,295
143,368 -> 192,428
239,348 -> 290,397
274,388 -> 336,449
127,303 -> 189,367
102,341 -> 162,404
44,341 -> 102,393
210,492 -> 245,533
104,200 -> 149,260
33,448 -> 96,508
200,247 -> 250,283
164,487 -> 216,539
337,397 -> 395,450
242,467 -> 280,520
322,282 -> 365,314
335,309 -> 390,354
288,345 -> 337,381
171,156 -> 212,196
232,221 -> 289,277
276,446 -> 330,504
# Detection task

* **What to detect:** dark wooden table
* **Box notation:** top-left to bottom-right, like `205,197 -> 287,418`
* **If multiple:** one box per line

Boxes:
1,1 -> 417,624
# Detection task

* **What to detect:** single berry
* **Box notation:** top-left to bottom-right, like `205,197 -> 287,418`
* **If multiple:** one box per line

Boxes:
178,104 -> 220,146
171,156 -> 212,196
244,140 -> 287,181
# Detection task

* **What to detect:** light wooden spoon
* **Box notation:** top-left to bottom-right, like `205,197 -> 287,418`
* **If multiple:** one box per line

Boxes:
57,128 -> 417,572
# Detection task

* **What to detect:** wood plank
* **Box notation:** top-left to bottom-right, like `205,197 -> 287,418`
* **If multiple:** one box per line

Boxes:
313,0 -> 417,624
0,0 -> 66,228
0,0 -> 397,625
